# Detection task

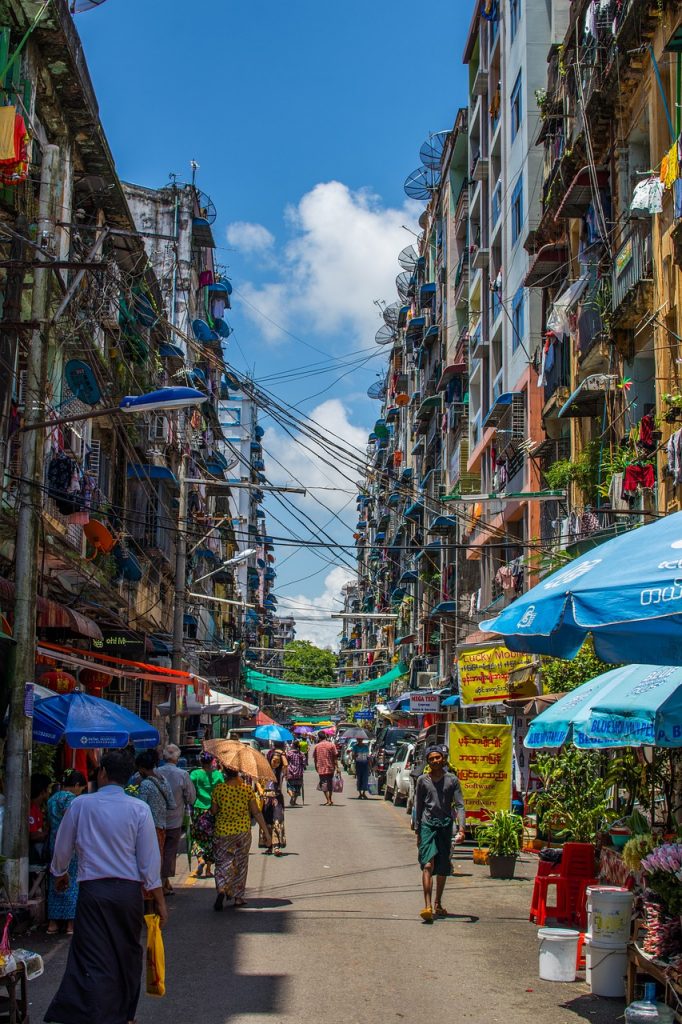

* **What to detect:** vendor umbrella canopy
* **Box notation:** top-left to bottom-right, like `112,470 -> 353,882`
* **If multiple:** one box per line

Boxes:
203,739 -> 275,782
33,691 -> 159,749
321,727 -> 336,735
524,664 -> 682,749
339,727 -> 369,740
294,725 -> 315,735
254,724 -> 294,743
481,511 -> 682,665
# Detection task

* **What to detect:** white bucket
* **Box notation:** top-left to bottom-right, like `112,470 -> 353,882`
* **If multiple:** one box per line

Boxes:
586,886 -> 633,947
538,927 -> 580,982
584,936 -> 627,998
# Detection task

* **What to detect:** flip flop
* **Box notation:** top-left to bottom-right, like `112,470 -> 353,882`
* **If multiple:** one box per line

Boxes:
420,907 -> 434,923
434,905 -> 448,918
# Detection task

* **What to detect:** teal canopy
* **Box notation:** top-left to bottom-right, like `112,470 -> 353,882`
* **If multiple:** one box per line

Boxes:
245,663 -> 409,700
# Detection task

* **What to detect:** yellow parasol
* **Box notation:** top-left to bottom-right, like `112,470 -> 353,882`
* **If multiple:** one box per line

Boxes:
203,739 -> 275,782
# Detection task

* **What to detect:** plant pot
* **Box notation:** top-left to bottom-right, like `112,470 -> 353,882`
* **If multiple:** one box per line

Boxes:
488,854 -> 517,879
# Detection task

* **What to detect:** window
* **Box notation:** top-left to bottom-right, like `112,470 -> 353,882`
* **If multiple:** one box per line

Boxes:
512,287 -> 525,351
510,0 -> 521,40
510,71 -> 522,141
511,174 -> 523,245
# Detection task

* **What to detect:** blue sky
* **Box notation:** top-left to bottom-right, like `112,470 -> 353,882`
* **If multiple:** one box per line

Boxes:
77,0 -> 469,646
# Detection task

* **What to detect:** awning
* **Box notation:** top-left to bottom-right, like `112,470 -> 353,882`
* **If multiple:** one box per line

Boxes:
417,394 -> 441,419
483,392 -> 520,429
558,374 -> 618,418
36,641 -> 207,687
406,316 -> 426,342
524,243 -> 569,287
127,464 -> 179,486
437,361 -> 467,391
192,217 -> 216,248
430,601 -> 457,616
400,467 -> 413,481
0,578 -> 102,640
245,662 -> 409,699
423,323 -> 440,346
442,694 -> 461,707
404,499 -> 425,520
397,304 -> 410,328
555,166 -> 609,220
419,282 -> 436,307
429,515 -> 458,532
399,569 -> 419,584
395,634 -> 416,646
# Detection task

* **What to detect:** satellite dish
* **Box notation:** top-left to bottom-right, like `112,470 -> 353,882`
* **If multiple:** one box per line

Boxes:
70,0 -> 108,10
419,131 -> 450,170
195,190 -> 217,225
367,378 -> 387,400
64,360 -> 101,406
224,455 -> 239,472
398,245 -> 418,272
404,166 -> 441,201
375,324 -> 395,346
383,303 -> 401,329
396,272 -> 412,303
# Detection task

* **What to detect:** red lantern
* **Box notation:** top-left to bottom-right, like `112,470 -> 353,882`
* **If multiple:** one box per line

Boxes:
40,670 -> 77,694
79,668 -> 113,697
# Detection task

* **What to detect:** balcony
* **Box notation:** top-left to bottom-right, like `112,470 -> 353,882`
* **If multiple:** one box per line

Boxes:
472,60 -> 488,97
471,243 -> 489,270
453,251 -> 470,306
469,322 -> 488,360
471,150 -> 489,182
611,222 -> 652,326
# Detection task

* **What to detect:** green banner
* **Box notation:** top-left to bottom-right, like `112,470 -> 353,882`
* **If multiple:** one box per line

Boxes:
245,662 -> 408,700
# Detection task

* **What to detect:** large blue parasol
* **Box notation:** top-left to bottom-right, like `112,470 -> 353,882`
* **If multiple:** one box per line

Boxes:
481,511 -> 682,664
33,691 -> 159,749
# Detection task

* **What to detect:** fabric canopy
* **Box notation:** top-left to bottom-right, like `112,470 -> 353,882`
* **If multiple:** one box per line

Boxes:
245,663 -> 408,699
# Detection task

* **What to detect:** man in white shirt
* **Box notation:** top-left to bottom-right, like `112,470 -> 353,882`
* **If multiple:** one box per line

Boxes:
44,750 -> 167,1024
157,743 -> 196,894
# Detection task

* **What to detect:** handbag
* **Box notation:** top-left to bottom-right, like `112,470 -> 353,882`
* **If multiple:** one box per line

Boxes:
144,913 -> 165,997
367,772 -> 378,796
332,772 -> 344,794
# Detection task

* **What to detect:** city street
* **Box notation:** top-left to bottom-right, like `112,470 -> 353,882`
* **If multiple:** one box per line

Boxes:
27,772 -> 622,1024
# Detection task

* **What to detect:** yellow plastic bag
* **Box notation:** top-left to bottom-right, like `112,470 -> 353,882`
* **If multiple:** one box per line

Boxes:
144,913 -> 165,997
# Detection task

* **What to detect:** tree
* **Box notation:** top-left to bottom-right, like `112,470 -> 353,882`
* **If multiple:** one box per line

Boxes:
541,639 -> 614,694
283,640 -> 337,685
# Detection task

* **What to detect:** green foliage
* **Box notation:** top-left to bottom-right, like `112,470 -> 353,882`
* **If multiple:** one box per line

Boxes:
32,743 -> 57,780
530,747 -> 614,841
543,440 -> 602,497
541,639 -> 613,694
476,810 -> 524,857
283,640 -> 336,686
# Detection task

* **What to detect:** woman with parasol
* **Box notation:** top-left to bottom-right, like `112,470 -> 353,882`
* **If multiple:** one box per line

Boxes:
204,740 -> 273,911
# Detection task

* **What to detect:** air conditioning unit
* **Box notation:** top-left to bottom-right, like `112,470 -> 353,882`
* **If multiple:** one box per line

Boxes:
416,671 -> 437,689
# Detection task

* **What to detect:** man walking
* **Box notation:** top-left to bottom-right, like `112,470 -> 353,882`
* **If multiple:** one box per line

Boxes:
313,734 -> 338,806
414,744 -> 466,923
45,750 -> 167,1024
158,743 -> 196,894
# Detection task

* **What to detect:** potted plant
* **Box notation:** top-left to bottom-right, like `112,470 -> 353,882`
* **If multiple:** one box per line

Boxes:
476,810 -> 524,879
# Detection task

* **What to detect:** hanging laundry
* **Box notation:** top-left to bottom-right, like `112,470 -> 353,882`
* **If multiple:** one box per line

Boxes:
622,462 -> 655,497
198,270 -> 213,288
580,509 -> 600,536
638,413 -> 655,450
667,429 -> 682,486
47,454 -> 82,516
0,106 -> 16,161
675,179 -> 682,220
631,176 -> 664,215
664,140 -> 679,190
0,113 -> 29,186
607,472 -> 629,511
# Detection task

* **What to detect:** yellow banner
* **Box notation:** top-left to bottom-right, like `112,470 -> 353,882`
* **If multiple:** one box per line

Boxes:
458,643 -> 536,706
448,722 -> 513,823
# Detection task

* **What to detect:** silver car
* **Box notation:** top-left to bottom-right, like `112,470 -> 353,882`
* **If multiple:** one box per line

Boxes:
383,742 -> 415,807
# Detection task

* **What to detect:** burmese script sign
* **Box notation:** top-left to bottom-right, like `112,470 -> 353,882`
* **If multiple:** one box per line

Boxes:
458,643 -> 536,706
448,722 -> 513,822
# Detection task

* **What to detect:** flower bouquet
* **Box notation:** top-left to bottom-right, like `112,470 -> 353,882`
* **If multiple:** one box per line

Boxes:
640,843 -> 682,956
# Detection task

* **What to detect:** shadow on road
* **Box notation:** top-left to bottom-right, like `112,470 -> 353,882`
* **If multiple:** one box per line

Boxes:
561,993 -> 625,1023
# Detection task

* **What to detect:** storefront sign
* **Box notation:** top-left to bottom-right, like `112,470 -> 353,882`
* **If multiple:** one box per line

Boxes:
409,691 -> 441,714
354,710 -> 375,721
448,722 -> 512,822
91,629 -> 145,660
458,643 -> 536,706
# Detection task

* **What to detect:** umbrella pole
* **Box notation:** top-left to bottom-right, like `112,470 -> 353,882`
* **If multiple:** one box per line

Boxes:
650,749 -> 657,828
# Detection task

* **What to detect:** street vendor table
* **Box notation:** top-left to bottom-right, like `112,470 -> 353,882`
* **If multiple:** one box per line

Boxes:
627,942 -> 682,1022
0,965 -> 28,1024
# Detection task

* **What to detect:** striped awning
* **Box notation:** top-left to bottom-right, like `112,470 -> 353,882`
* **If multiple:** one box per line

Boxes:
0,577 -> 102,640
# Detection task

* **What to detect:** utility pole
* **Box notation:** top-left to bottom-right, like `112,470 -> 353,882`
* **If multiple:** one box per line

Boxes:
3,144 -> 59,902
170,457 -> 188,745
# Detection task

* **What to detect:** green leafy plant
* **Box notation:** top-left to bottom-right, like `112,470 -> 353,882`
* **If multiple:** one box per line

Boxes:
530,747 -> 615,842
283,640 -> 337,685
541,639 -> 613,694
476,810 -> 524,857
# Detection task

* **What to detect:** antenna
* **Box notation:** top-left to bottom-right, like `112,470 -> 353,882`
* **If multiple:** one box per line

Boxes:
419,130 -> 450,170
404,166 -> 441,202
190,160 -> 199,186
398,245 -> 419,272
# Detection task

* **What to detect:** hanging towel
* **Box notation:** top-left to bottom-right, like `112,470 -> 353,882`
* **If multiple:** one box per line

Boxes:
664,141 -> 679,190
0,106 -> 16,161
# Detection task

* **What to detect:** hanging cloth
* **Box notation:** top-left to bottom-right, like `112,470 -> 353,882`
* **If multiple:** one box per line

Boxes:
0,106 -> 16,161
663,141 -> 679,190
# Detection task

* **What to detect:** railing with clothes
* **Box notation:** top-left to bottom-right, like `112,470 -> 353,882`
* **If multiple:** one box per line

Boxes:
612,221 -> 652,313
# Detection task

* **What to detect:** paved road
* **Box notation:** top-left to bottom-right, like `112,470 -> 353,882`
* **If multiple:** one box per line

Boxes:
27,772 -> 622,1024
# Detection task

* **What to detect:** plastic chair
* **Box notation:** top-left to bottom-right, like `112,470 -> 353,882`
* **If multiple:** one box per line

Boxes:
529,843 -> 597,928
529,859 -> 555,922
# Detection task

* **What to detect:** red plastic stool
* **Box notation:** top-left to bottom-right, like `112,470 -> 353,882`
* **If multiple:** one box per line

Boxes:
576,932 -> 586,970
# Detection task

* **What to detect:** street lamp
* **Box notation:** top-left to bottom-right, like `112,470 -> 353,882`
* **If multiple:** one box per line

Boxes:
192,548 -> 257,585
4,385 -> 207,903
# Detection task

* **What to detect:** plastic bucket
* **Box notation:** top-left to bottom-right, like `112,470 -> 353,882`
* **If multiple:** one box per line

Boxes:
584,936 -> 626,998
538,928 -> 580,982
586,886 -> 633,947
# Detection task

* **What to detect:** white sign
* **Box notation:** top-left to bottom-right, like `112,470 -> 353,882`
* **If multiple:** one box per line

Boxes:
409,692 -> 441,714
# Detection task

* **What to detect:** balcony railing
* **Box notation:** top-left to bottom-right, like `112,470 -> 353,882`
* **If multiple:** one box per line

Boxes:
612,223 -> 652,314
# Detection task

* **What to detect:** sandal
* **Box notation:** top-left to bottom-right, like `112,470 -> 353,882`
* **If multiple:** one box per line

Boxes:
434,905 -> 448,918
420,907 -> 434,923
234,898 -> 247,908
46,926 -> 59,936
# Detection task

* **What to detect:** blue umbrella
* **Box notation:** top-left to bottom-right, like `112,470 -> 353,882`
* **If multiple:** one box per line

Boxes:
253,724 -> 294,743
524,664 -> 682,749
33,691 -> 159,749
481,510 -> 682,665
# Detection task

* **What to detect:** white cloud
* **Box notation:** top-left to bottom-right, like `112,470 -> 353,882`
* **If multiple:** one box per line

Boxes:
226,221 -> 275,254
238,181 -> 417,346
265,398 -> 368,515
276,566 -> 355,650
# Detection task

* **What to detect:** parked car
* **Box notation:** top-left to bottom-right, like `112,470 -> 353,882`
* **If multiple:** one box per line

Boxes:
342,738 -> 358,774
384,742 -> 415,806
373,726 -> 418,793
